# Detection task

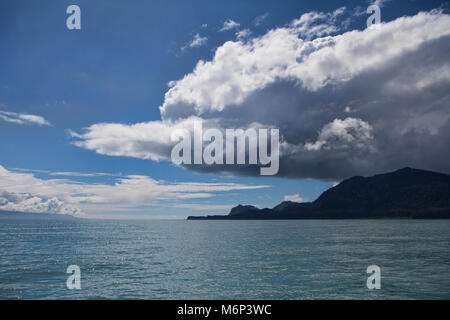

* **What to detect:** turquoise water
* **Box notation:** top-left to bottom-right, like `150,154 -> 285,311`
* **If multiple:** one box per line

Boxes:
0,219 -> 449,299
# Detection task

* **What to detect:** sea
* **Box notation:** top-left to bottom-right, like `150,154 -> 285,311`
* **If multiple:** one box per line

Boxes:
0,219 -> 449,299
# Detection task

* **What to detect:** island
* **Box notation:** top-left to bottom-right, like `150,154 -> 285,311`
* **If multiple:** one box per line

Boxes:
187,167 -> 450,220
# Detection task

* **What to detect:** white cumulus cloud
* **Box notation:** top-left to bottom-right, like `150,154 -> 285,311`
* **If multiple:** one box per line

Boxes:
70,9 -> 450,181
0,165 -> 269,216
305,118 -> 374,151
0,191 -> 83,216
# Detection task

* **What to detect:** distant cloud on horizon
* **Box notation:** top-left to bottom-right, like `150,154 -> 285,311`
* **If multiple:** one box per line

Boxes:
0,165 -> 269,217
283,194 -> 306,203
0,191 -> 84,217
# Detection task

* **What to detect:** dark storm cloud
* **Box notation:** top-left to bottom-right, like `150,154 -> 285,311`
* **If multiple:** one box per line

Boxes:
70,10 -> 450,181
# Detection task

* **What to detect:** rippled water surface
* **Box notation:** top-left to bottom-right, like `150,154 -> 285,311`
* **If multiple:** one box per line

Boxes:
0,219 -> 449,299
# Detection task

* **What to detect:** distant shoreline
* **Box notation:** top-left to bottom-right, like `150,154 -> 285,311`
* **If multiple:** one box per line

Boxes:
188,167 -> 450,220
187,216 -> 450,220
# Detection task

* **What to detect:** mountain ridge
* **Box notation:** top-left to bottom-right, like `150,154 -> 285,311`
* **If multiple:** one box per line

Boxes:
187,167 -> 450,220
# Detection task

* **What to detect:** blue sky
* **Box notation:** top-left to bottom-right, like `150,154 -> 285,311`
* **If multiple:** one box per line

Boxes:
1,0 -> 449,218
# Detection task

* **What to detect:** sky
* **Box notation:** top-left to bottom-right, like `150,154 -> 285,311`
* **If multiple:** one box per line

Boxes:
0,0 -> 449,218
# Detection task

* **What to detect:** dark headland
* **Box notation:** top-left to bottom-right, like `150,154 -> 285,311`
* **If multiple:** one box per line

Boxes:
187,168 -> 450,220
